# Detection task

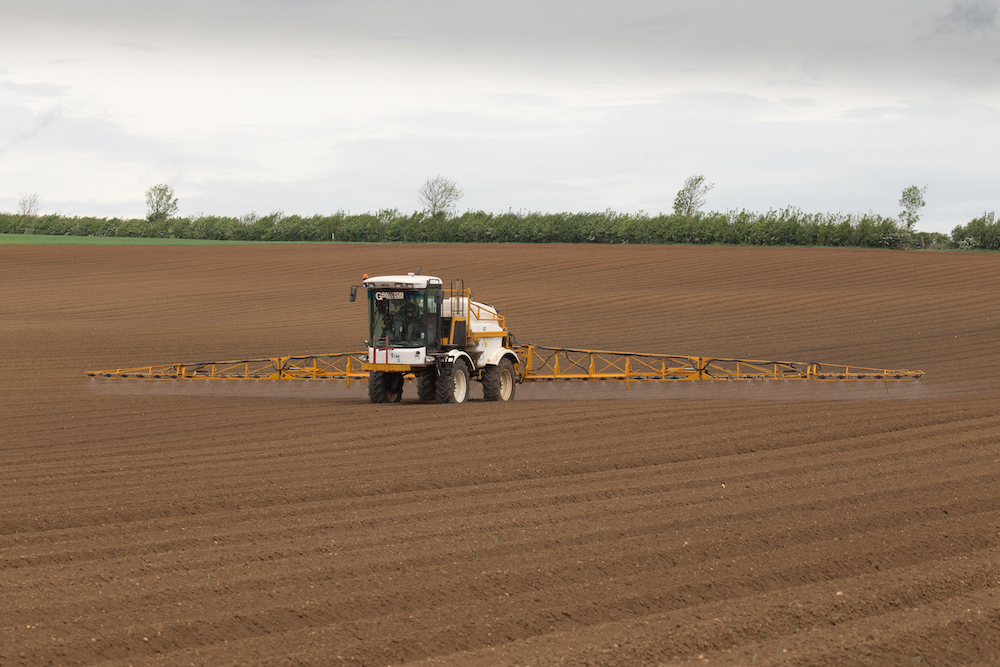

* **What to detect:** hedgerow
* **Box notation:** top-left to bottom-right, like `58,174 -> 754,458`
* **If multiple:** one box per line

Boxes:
0,207 -> 962,248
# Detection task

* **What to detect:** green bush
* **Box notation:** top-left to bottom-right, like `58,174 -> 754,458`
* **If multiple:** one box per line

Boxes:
951,212 -> 999,250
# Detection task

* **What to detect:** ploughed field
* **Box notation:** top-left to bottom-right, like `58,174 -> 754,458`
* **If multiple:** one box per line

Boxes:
2,243 -> 999,666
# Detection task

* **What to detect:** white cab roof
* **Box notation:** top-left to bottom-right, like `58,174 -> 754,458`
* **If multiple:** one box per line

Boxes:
363,274 -> 443,289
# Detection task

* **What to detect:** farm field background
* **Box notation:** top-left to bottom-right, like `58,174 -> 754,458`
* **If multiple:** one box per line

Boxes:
1,243 -> 998,665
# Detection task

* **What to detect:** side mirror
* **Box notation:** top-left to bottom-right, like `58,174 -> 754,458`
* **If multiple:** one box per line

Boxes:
350,285 -> 358,302
434,289 -> 444,305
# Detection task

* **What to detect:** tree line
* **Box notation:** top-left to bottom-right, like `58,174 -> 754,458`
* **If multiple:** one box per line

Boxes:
0,207 -> 955,248
4,178 -> 995,249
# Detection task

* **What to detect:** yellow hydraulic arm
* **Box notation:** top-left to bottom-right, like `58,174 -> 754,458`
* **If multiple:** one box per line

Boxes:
516,345 -> 923,384
87,346 -> 922,383
87,352 -> 368,382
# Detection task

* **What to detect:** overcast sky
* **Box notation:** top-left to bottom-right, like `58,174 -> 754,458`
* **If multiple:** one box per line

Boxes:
1,0 -> 998,233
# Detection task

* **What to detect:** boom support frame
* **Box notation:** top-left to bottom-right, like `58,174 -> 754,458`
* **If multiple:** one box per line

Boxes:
87,346 -> 923,384
87,353 -> 367,382
516,345 -> 923,384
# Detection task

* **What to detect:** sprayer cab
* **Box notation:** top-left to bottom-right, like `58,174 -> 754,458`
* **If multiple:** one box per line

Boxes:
350,273 -> 520,404
357,273 -> 443,368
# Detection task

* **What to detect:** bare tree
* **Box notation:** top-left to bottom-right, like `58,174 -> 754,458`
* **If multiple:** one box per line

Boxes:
418,176 -> 464,217
673,174 -> 714,216
18,193 -> 42,216
145,184 -> 179,222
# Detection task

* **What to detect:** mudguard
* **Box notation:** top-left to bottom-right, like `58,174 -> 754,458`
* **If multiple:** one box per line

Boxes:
483,346 -> 519,368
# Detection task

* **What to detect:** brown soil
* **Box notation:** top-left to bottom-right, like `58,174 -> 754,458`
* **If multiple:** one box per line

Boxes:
1,243 -> 998,666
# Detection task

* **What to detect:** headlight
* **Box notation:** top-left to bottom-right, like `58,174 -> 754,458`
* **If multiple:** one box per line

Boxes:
425,355 -> 436,362
360,354 -> 368,362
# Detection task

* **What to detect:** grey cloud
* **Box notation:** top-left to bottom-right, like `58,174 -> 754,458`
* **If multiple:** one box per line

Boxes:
628,12 -> 687,34
781,98 -> 819,108
0,80 -> 70,97
1,1 -> 981,82
45,58 -> 86,67
0,106 -> 62,159
366,33 -> 418,43
935,0 -> 998,32
839,105 -> 911,121
0,99 -> 196,172
115,42 -> 165,53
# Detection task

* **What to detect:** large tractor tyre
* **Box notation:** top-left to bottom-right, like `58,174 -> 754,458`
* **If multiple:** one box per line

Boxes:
436,361 -> 470,404
482,358 -> 516,402
369,371 -> 404,403
416,369 -> 437,402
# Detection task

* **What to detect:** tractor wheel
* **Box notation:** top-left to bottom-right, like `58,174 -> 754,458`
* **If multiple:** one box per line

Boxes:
436,361 -> 470,404
417,369 -> 437,402
369,371 -> 404,403
482,358 -> 516,402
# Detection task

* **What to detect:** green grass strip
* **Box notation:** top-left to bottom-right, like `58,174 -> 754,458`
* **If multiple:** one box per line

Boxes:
0,234 -> 312,246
